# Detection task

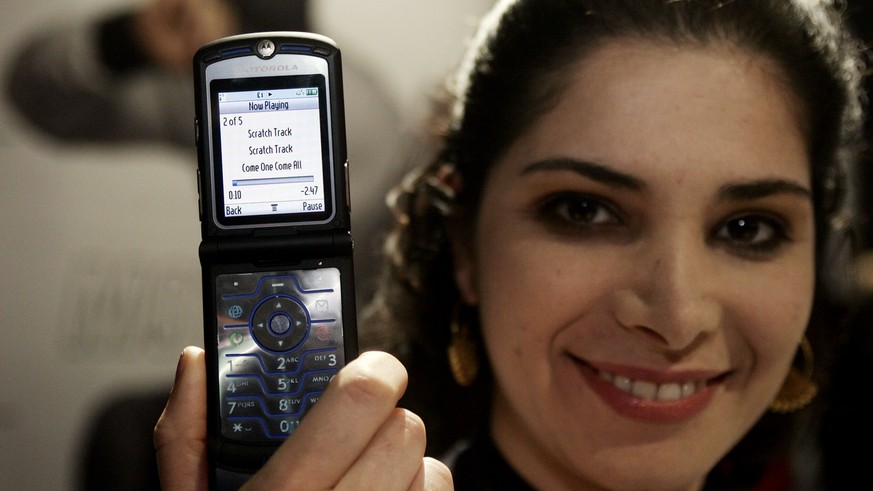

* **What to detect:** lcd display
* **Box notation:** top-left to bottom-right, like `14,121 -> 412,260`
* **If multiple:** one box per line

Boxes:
210,75 -> 333,227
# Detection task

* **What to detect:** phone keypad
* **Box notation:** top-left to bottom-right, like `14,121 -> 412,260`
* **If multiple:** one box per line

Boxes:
215,268 -> 344,442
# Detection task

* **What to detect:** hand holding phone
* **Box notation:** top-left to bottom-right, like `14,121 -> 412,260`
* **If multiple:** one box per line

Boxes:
194,32 -> 357,489
154,349 -> 455,490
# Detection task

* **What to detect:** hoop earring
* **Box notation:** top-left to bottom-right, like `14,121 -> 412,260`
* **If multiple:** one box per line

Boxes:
770,336 -> 818,413
447,303 -> 480,387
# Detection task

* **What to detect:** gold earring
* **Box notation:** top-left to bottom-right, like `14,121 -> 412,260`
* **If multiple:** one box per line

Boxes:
447,304 -> 479,387
770,336 -> 818,413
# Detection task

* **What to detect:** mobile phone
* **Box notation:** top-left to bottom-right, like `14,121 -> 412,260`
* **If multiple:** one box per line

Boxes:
194,32 -> 357,489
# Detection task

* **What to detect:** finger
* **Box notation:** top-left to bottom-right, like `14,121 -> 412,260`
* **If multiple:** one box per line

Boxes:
246,351 -> 408,489
154,346 -> 209,491
334,408 -> 427,490
410,458 -> 455,491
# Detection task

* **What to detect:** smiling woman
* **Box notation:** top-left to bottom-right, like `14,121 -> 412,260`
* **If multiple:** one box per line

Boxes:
153,0 -> 864,489
458,40 -> 816,489
368,0 -> 863,490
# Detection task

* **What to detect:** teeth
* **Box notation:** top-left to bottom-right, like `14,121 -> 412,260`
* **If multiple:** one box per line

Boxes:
631,380 -> 658,399
681,382 -> 697,398
657,382 -> 682,401
614,375 -> 632,392
598,370 -> 706,401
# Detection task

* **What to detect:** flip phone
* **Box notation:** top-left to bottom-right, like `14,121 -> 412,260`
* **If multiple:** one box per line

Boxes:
194,32 -> 357,488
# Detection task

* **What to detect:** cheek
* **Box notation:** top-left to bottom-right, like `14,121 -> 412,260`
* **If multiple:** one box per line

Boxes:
474,238 -> 541,354
472,222 -> 613,367
732,256 -> 815,379
472,217 -> 555,365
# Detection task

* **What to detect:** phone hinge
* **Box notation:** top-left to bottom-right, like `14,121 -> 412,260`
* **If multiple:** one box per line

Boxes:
200,231 -> 352,263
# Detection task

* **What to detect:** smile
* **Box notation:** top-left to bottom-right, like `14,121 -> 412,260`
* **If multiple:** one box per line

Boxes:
569,356 -> 725,422
597,370 -> 707,402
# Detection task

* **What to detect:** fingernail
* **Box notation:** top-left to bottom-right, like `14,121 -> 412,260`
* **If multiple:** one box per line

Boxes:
173,349 -> 187,387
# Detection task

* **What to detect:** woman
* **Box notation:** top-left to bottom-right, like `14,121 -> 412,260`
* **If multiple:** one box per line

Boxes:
155,0 -> 863,489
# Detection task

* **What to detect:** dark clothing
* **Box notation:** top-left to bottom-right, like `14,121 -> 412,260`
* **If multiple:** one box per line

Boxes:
450,436 -> 535,491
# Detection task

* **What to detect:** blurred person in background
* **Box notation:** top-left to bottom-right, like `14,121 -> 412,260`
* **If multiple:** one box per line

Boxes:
6,0 -> 302,144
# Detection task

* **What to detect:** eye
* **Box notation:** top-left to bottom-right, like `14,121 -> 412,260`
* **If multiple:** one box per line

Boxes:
713,213 -> 789,256
537,192 -> 622,230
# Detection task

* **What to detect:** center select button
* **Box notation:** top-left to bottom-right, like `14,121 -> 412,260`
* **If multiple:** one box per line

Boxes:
270,313 -> 292,335
251,294 -> 310,352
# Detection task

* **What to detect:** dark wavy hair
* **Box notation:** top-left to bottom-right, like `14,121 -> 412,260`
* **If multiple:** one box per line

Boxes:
362,0 -> 865,488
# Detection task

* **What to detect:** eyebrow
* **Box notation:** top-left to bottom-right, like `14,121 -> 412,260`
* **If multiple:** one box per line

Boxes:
520,157 -> 811,202
520,158 -> 646,191
717,179 -> 812,202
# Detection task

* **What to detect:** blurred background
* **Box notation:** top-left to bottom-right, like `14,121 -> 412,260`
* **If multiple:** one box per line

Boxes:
0,0 -> 493,489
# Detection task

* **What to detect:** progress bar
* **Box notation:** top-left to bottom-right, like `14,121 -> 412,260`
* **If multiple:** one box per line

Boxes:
233,175 -> 314,186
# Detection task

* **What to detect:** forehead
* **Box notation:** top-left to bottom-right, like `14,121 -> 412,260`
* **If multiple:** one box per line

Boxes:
499,39 -> 809,186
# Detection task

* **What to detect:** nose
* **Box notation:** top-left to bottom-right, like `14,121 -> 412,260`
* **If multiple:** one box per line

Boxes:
612,230 -> 722,353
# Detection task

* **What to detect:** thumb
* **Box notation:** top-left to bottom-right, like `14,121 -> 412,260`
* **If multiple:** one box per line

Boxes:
154,346 -> 209,491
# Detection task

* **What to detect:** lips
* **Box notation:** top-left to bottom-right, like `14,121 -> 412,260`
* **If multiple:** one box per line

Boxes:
571,356 -> 727,423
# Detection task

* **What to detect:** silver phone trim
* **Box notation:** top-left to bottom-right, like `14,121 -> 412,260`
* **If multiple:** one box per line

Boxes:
204,53 -> 337,230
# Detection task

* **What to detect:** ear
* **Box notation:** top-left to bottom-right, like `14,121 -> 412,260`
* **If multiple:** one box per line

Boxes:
450,232 -> 479,305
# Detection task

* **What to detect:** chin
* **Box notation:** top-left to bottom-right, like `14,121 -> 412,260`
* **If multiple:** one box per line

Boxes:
550,440 -> 717,491
578,466 -> 706,491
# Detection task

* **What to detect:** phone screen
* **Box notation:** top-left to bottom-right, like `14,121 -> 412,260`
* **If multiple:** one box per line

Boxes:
210,74 -> 334,228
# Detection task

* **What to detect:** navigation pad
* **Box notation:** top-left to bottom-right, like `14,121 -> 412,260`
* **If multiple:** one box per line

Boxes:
251,294 -> 308,352
215,268 -> 345,441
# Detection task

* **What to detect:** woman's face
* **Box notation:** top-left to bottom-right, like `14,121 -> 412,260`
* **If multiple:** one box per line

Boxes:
454,40 -> 814,491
